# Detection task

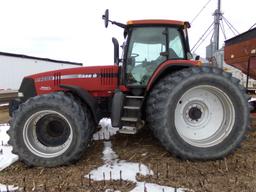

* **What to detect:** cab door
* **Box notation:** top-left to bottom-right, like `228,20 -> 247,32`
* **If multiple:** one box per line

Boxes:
125,26 -> 186,86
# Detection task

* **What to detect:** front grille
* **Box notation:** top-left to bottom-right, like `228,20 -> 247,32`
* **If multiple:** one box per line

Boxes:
54,72 -> 61,86
100,68 -> 115,85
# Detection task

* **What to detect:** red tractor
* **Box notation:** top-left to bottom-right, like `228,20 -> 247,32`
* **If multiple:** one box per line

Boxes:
8,10 -> 249,167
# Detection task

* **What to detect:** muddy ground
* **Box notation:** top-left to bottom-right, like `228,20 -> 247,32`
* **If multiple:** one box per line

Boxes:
0,106 -> 256,192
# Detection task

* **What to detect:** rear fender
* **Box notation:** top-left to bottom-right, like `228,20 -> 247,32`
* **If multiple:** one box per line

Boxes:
139,63 -> 196,120
146,62 -> 198,92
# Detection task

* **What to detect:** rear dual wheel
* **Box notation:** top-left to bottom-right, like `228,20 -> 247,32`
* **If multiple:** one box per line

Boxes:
8,92 -> 94,167
146,67 -> 249,160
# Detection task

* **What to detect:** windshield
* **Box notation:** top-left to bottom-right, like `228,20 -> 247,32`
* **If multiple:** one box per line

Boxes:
126,26 -> 185,85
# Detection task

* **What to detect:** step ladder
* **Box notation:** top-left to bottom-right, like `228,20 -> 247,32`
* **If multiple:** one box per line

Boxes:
119,95 -> 144,134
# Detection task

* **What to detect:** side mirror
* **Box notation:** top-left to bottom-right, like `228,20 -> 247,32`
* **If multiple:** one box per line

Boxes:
102,9 -> 126,29
102,9 -> 109,28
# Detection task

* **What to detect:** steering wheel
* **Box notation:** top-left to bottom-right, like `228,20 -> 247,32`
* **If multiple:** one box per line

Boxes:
127,53 -> 140,68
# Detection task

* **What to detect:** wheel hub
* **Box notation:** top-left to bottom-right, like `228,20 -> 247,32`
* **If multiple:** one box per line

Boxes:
188,106 -> 202,121
183,102 -> 208,126
36,115 -> 71,147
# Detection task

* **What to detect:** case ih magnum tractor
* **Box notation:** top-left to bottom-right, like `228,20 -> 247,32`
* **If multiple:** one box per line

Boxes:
8,10 -> 249,167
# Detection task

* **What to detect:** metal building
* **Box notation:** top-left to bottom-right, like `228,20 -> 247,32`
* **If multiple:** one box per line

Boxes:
0,52 -> 82,90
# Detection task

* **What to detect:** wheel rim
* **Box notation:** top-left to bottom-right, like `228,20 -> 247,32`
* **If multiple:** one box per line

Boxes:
23,110 -> 73,158
174,85 -> 235,148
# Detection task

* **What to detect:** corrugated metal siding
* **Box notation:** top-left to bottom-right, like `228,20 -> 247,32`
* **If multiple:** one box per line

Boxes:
0,55 -> 81,90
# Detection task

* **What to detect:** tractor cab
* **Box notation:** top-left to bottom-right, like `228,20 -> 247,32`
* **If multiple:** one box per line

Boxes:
103,10 -> 192,88
124,21 -> 190,86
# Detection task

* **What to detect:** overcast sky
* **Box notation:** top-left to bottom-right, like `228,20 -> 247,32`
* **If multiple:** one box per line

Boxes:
0,0 -> 255,66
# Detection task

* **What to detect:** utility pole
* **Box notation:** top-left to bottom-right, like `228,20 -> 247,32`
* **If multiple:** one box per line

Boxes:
206,0 -> 223,67
213,0 -> 222,52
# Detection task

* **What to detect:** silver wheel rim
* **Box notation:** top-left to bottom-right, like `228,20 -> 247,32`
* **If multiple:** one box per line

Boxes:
23,110 -> 73,158
174,85 -> 235,148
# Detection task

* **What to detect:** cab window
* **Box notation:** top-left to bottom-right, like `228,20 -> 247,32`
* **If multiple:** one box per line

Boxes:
168,28 -> 185,59
126,26 -> 185,86
126,27 -> 166,85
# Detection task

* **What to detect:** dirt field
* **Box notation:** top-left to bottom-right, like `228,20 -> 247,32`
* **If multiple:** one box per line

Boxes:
1,107 -> 256,192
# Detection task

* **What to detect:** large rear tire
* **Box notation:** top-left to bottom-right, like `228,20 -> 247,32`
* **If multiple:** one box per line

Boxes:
146,67 -> 250,160
8,92 -> 94,167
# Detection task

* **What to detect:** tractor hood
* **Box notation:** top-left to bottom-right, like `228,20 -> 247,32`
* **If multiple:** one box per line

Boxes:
20,65 -> 119,100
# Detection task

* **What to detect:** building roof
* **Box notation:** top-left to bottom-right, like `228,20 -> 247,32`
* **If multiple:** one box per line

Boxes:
0,52 -> 83,66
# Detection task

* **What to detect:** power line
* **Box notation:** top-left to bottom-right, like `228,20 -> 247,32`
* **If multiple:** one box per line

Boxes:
222,16 -> 239,35
222,17 -> 236,36
249,22 -> 256,30
193,27 -> 214,53
220,20 -> 227,40
191,22 -> 214,52
193,28 -> 214,53
191,0 -> 212,24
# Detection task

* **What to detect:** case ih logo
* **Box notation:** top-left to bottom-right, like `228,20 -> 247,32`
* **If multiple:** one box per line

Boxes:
61,73 -> 98,80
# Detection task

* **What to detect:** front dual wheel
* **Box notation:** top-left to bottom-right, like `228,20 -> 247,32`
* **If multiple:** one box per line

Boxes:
147,67 -> 249,160
8,92 -> 94,167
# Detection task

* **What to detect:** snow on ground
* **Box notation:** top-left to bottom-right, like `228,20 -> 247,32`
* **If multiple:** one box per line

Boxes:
89,119 -> 189,192
131,182 -> 187,192
87,141 -> 153,182
0,184 -> 18,192
0,124 -> 19,191
249,97 -> 256,102
93,118 -> 119,141
0,124 -> 18,171
105,189 -> 121,192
